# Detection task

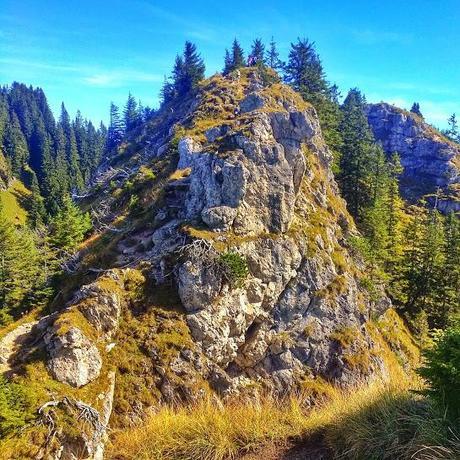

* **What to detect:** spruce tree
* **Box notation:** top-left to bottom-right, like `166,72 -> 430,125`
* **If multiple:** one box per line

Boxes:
124,93 -> 140,132
267,37 -> 283,71
284,38 -> 342,161
107,103 -> 124,151
410,102 -> 423,118
250,38 -> 265,66
223,49 -> 232,74
436,213 -> 460,326
3,112 -> 29,176
175,42 -> 205,94
49,194 -> 91,252
446,113 -> 459,142
59,104 -> 84,192
229,39 -> 245,72
337,88 -> 377,221
0,203 -> 41,323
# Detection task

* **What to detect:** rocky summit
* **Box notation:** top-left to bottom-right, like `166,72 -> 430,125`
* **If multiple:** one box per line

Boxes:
367,102 -> 460,212
0,69 -> 418,459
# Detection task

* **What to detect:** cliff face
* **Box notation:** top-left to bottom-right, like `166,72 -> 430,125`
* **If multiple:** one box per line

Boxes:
367,103 -> 460,212
0,70 -> 417,459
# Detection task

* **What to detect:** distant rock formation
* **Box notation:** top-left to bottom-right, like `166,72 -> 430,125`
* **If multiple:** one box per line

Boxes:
367,103 -> 460,213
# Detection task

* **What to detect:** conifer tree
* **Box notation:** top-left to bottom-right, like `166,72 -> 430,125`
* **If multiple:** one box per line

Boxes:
446,113 -> 459,142
124,93 -> 140,132
224,39 -> 245,74
0,203 -> 41,323
284,38 -> 342,161
436,213 -> 460,326
250,38 -> 265,66
410,102 -> 423,118
59,104 -> 84,192
337,88 -> 377,221
3,112 -> 29,176
107,103 -> 124,151
267,37 -> 283,70
49,194 -> 91,252
223,49 -> 232,74
174,42 -> 205,95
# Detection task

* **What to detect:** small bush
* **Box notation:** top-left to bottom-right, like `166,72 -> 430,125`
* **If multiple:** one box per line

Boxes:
0,376 -> 33,436
218,251 -> 249,286
418,324 -> 460,419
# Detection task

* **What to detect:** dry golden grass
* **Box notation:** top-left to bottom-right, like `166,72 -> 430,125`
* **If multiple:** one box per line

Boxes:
108,378 -> 417,460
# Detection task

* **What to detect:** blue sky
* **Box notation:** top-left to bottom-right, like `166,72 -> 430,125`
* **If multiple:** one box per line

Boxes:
1,0 -> 459,128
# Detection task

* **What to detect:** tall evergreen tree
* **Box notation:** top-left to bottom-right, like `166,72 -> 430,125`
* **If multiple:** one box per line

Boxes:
107,103 -> 124,151
445,113 -> 459,142
59,104 -> 84,192
410,102 -> 423,118
337,88 -> 378,221
284,38 -> 342,161
224,39 -> 245,74
3,112 -> 29,175
267,37 -> 283,71
49,194 -> 91,252
250,38 -> 265,66
124,93 -> 140,132
0,203 -> 41,323
174,42 -> 205,95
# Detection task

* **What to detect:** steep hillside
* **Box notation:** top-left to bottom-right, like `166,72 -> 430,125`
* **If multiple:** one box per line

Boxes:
0,69 -> 418,459
367,103 -> 460,212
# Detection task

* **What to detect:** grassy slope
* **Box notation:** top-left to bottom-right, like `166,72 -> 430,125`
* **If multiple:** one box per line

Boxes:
0,179 -> 30,225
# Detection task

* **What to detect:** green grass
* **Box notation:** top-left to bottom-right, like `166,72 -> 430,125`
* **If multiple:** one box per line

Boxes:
0,180 -> 30,225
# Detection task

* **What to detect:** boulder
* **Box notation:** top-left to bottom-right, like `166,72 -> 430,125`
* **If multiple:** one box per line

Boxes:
45,327 -> 102,388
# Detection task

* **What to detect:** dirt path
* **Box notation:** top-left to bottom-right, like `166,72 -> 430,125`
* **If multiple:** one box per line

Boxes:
241,435 -> 333,460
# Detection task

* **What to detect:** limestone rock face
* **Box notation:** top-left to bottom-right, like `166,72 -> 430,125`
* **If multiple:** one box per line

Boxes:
367,103 -> 460,211
44,327 -> 102,388
158,72 -> 391,393
70,274 -> 124,339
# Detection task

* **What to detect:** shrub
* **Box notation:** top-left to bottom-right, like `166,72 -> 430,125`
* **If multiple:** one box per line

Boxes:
218,251 -> 249,286
418,324 -> 460,419
0,376 -> 32,436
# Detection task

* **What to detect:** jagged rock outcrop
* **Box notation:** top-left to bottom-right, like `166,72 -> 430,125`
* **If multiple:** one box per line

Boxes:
367,103 -> 460,212
1,69 -> 414,460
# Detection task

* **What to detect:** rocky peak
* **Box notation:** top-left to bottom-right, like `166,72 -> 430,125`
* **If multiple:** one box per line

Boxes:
367,102 -> 460,212
0,69 -> 418,459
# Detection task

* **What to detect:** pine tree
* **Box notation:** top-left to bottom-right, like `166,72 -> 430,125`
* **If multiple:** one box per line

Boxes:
0,203 -> 41,323
3,112 -> 29,176
73,111 -> 91,183
337,88 -> 377,221
250,38 -> 265,66
174,42 -> 205,95
59,104 -> 84,192
160,76 -> 175,104
410,102 -> 423,118
402,207 -> 445,323
107,103 -> 124,151
223,49 -> 232,74
284,38 -> 328,98
446,113 -> 459,142
223,39 -> 245,74
267,37 -> 283,71
49,194 -> 91,252
124,93 -> 140,132
435,213 -> 460,326
284,38 -> 342,161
